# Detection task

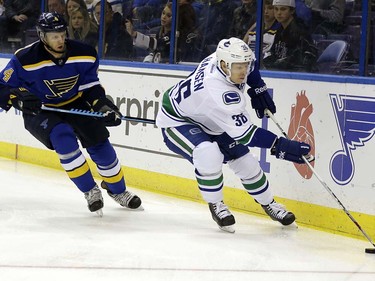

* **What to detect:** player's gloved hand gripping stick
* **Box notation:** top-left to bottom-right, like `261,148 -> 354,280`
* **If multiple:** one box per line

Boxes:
10,88 -> 42,115
265,108 -> 375,254
91,98 -> 123,126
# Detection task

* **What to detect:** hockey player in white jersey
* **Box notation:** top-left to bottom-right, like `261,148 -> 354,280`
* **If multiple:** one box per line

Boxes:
156,37 -> 312,233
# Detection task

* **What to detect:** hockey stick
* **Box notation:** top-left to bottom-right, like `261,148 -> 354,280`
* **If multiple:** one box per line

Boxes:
41,105 -> 156,124
264,108 -> 375,252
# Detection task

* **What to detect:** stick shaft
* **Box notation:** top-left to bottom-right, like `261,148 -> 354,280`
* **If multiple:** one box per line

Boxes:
41,105 -> 156,124
265,109 -> 375,247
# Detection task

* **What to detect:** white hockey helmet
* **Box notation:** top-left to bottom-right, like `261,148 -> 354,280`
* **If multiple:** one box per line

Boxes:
216,37 -> 255,83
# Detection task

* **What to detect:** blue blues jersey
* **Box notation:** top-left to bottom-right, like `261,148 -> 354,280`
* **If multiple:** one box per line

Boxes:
0,39 -> 103,110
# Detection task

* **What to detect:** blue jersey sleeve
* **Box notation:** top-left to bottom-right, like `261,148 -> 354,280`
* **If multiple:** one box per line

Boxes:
246,66 -> 266,88
0,56 -> 23,110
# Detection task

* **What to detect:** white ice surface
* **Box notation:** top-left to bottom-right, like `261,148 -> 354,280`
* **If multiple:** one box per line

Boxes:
0,157 -> 374,281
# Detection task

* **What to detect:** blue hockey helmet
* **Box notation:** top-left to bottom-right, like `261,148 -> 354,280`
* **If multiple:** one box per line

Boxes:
36,12 -> 67,37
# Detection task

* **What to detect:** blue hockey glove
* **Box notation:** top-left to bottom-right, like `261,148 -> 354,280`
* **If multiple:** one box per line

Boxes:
9,88 -> 42,115
271,137 -> 311,164
247,85 -> 276,119
92,98 -> 122,127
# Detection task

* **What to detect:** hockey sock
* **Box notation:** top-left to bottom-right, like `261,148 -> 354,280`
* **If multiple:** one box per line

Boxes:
195,169 -> 224,203
87,140 -> 126,194
50,123 -> 96,193
241,170 -> 273,205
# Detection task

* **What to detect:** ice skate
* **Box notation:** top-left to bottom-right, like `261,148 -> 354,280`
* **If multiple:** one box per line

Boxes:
208,201 -> 235,233
101,181 -> 142,210
84,185 -> 104,217
261,200 -> 295,225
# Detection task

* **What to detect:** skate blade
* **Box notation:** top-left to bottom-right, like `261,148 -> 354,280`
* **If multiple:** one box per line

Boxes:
96,209 -> 103,217
124,205 -> 144,211
219,225 -> 235,233
281,221 -> 298,229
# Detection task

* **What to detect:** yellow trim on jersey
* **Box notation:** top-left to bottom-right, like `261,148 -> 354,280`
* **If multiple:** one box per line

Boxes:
66,56 -> 96,63
23,60 -> 54,71
67,161 -> 90,178
43,91 -> 83,107
22,56 -> 96,71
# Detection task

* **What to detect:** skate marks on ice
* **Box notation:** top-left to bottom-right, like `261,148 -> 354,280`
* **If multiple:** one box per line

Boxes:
0,158 -> 374,281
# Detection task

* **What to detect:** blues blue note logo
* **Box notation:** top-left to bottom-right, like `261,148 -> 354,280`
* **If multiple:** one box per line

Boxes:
223,91 -> 241,105
329,94 -> 375,185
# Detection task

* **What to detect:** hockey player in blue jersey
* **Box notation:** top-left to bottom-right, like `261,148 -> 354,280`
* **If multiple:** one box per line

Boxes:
0,12 -> 142,216
156,37 -> 313,232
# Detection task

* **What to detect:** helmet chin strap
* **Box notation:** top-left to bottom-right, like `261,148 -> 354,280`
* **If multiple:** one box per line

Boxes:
223,63 -> 236,85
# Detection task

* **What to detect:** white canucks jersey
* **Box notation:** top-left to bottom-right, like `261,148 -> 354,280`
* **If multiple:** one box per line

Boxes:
156,53 -> 258,146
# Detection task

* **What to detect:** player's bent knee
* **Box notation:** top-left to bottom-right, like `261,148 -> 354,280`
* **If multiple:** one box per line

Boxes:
229,152 -> 261,180
193,141 -> 223,175
50,123 -> 78,154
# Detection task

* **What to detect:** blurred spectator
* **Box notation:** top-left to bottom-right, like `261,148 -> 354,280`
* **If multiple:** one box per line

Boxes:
92,0 -> 134,59
47,0 -> 66,16
128,0 -> 168,31
68,6 -> 98,47
126,2 -> 172,63
66,0 -> 87,22
263,0 -> 317,72
85,0 -> 94,12
0,0 -> 6,46
195,0 -> 238,57
297,0 -> 345,35
228,0 -> 257,39
126,1 -> 197,63
244,0 -> 280,59
108,0 -> 123,15
3,0 -> 38,50
4,0 -> 40,38
177,0 -> 197,61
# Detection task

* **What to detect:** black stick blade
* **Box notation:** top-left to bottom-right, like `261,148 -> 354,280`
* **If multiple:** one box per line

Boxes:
365,248 -> 375,254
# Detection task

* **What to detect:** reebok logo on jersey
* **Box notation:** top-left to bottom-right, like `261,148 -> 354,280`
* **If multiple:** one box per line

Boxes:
223,92 -> 241,105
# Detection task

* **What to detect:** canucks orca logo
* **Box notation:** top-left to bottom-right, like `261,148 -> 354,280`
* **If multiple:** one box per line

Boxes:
44,74 -> 79,99
223,91 -> 241,105
329,94 -> 375,185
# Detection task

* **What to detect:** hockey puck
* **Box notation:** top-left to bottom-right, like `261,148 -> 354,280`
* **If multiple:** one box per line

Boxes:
365,248 -> 375,254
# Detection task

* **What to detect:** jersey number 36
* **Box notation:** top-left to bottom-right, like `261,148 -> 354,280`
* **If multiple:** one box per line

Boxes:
232,113 -> 248,126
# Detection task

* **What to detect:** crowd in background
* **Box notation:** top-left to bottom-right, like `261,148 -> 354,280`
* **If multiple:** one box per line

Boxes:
0,0 -> 373,75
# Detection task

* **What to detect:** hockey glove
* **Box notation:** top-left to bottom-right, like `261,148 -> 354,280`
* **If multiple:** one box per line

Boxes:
9,88 -> 42,115
271,137 -> 311,164
247,85 -> 276,119
92,98 -> 122,127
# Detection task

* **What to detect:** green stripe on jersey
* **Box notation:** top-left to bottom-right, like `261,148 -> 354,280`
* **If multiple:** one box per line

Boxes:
162,89 -> 183,119
237,125 -> 257,146
165,128 -> 193,155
